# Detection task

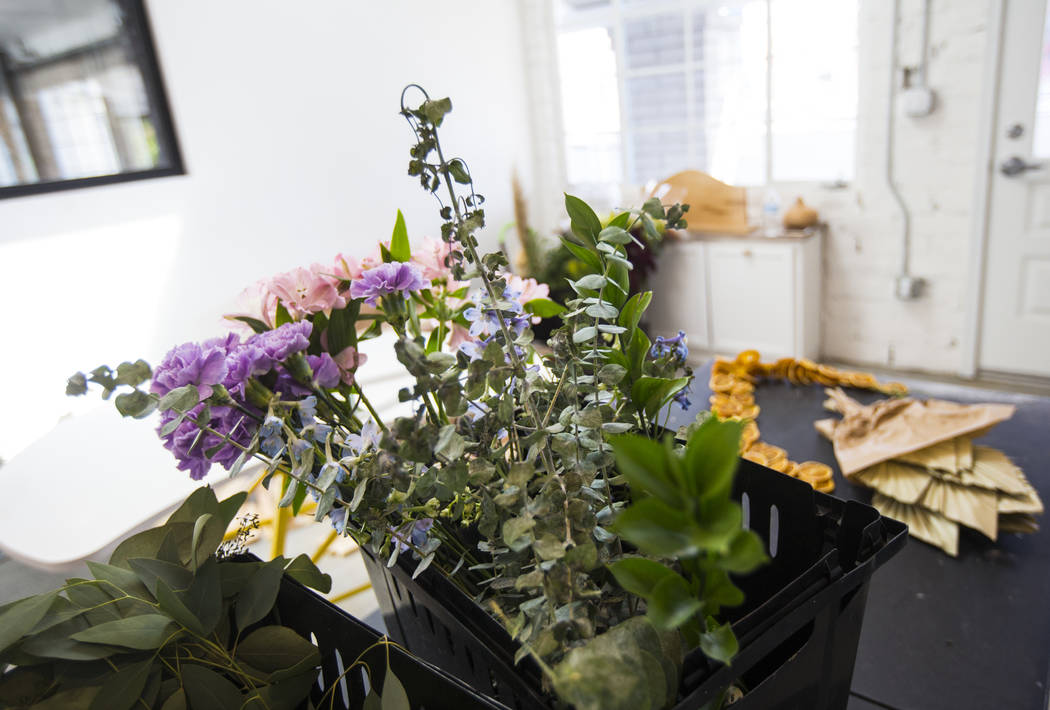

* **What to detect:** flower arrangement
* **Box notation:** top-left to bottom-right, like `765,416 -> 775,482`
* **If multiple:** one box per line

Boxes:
67,85 -> 766,710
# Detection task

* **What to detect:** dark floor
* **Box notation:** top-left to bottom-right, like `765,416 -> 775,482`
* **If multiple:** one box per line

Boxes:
668,366 -> 1050,710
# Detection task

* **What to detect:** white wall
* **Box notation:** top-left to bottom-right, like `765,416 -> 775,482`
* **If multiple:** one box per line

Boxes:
786,0 -> 993,376
0,1 -> 536,461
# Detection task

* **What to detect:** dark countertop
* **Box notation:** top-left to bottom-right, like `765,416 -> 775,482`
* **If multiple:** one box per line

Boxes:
669,364 -> 1050,710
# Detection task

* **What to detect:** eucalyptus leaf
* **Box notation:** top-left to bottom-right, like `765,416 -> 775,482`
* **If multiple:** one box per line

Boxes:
154,581 -> 205,637
598,226 -> 633,245
190,513 -> 225,571
71,615 -> 175,650
109,523 -> 192,570
218,491 -> 248,528
182,559 -> 223,635
114,390 -> 156,419
235,558 -> 286,631
84,562 -> 150,599
24,685 -> 99,709
381,668 -> 410,710
159,688 -> 186,710
574,274 -> 608,291
127,558 -> 192,596
166,487 -> 221,525
0,592 -> 58,656
235,626 -> 320,674
283,554 -> 332,594
181,664 -> 244,710
573,326 -> 597,343
156,384 -> 198,414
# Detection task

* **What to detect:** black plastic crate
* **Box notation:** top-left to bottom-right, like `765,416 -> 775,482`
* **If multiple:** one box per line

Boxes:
273,574 -> 507,710
363,459 -> 907,709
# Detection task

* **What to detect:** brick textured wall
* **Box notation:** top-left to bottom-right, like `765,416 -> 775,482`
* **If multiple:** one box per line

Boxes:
759,0 -> 993,375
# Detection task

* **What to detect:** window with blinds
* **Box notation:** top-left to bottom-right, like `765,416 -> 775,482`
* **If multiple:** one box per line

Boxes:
554,0 -> 857,199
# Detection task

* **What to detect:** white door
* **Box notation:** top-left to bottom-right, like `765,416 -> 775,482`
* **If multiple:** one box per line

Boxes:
980,0 -> 1050,377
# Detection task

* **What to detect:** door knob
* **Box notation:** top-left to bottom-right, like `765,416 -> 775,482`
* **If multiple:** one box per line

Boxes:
1000,156 -> 1045,177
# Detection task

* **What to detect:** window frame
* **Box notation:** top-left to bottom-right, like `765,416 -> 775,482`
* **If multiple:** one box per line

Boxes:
554,0 -> 856,190
0,0 -> 184,200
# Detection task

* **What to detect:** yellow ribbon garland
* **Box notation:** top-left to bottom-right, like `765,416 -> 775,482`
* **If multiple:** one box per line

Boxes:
709,350 -> 908,493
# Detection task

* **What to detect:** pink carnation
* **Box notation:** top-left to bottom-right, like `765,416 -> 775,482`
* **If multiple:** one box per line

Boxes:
506,274 -> 549,304
268,264 -> 346,318
333,249 -> 382,281
411,237 -> 457,282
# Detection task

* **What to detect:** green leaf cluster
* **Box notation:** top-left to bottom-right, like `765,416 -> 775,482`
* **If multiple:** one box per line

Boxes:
608,418 -> 768,662
0,487 -> 338,710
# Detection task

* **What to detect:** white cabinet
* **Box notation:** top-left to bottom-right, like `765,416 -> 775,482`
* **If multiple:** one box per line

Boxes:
646,241 -> 709,349
647,233 -> 822,359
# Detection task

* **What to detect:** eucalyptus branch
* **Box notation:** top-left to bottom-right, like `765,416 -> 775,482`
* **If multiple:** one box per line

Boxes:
400,85 -> 557,478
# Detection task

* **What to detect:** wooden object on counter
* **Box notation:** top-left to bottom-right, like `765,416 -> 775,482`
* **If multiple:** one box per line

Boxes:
783,197 -> 819,229
651,170 -> 750,235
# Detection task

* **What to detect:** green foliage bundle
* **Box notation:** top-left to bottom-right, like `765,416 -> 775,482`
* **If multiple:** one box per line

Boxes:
0,489 -> 408,710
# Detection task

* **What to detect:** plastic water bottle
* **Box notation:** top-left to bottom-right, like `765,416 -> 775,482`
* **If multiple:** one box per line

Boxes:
761,187 -> 781,237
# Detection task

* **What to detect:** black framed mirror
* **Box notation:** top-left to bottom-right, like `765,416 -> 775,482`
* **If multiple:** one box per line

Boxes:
0,0 -> 183,199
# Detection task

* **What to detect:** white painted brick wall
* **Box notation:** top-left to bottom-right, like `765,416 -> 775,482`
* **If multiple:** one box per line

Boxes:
765,0 -> 992,375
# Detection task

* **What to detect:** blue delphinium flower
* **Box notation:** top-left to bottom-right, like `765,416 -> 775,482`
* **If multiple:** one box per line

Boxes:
344,419 -> 381,456
394,518 -> 434,552
299,395 -> 317,422
329,507 -> 348,534
650,330 -> 688,361
260,414 -> 285,457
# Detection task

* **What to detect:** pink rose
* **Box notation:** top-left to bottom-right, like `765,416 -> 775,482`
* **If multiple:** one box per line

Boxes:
268,265 -> 346,318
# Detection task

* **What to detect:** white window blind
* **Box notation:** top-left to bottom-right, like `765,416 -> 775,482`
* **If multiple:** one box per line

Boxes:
554,0 -> 857,197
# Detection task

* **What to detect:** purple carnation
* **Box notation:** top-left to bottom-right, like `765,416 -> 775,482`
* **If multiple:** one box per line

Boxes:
349,262 -> 430,306
151,334 -> 238,399
248,321 -> 312,360
223,343 -> 274,396
307,353 -> 341,388
158,403 -> 256,480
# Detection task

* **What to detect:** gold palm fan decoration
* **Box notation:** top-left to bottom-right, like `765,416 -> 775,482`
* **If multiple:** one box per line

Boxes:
707,350 -> 908,494
817,389 -> 1041,556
